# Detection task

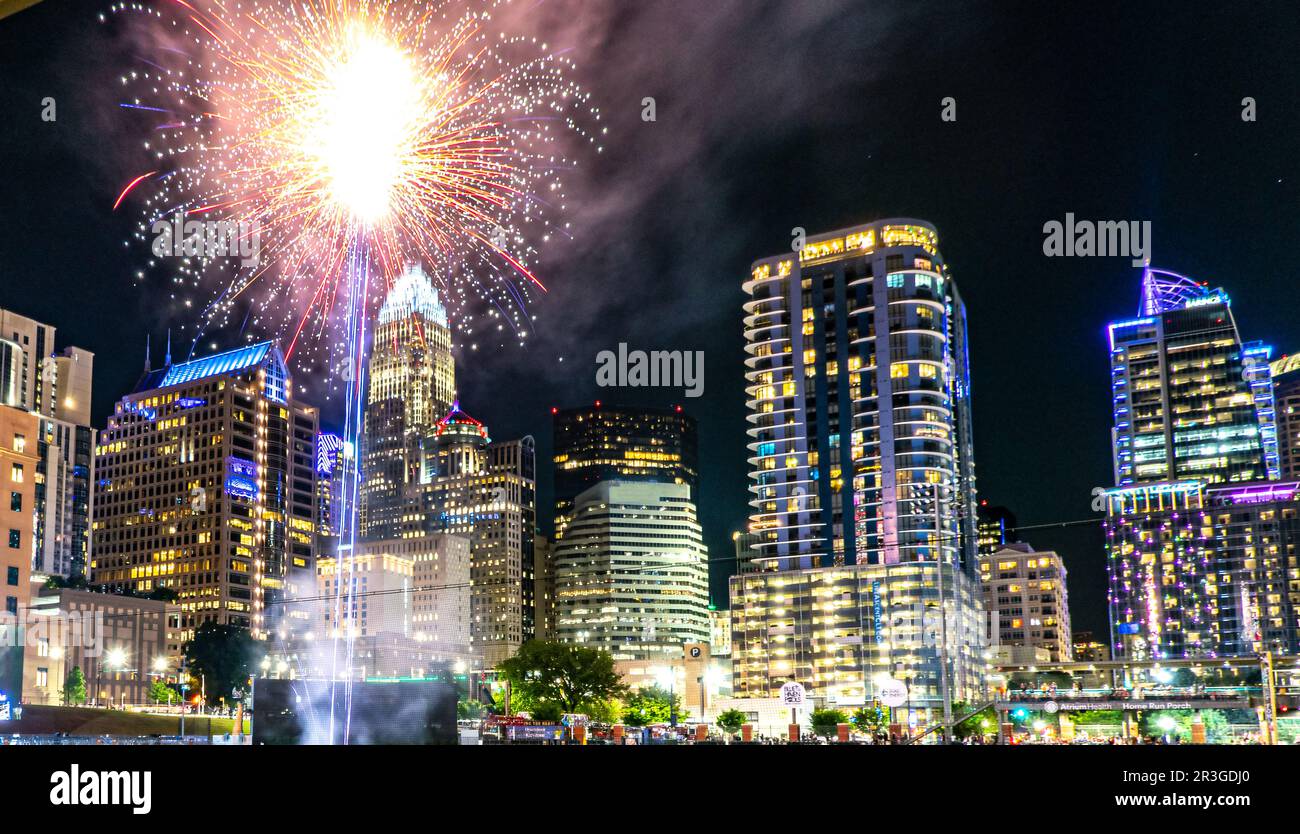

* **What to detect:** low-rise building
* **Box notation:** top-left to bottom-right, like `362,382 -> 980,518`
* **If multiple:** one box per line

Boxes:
979,543 -> 1073,661
21,586 -> 182,707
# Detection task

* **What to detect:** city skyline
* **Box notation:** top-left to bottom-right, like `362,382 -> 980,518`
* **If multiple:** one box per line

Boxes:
10,2 -> 1300,640
7,0 -> 1300,766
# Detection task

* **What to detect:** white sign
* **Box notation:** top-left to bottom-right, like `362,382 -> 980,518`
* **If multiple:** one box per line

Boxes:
1044,701 -> 1060,714
779,682 -> 806,706
877,678 -> 908,708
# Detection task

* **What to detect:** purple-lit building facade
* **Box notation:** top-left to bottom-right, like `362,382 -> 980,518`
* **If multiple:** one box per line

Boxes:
1103,480 -> 1300,660
1103,268 -> 1291,660
1107,268 -> 1278,488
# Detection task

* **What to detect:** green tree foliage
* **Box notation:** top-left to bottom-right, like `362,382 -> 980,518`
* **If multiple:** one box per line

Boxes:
457,699 -> 486,720
529,701 -> 563,722
148,678 -> 175,705
62,666 -> 87,705
850,707 -> 886,735
809,708 -> 849,739
183,621 -> 255,705
716,708 -> 747,736
496,640 -> 626,714
585,699 -> 621,724
620,685 -> 681,727
951,701 -> 996,739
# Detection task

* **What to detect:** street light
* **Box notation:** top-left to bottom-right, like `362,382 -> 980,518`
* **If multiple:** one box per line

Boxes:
97,647 -> 129,709
653,666 -> 678,727
1157,714 -> 1178,743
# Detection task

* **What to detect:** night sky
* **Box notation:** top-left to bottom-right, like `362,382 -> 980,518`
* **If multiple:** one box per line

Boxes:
4,0 -> 1300,636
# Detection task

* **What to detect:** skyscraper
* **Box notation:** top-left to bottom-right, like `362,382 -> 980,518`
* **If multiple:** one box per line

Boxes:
0,309 -> 96,580
406,402 -> 536,665
92,341 -> 318,639
731,219 -> 986,711
551,403 -> 698,543
1270,352 -> 1300,480
1104,268 -> 1292,660
554,480 -> 710,661
1108,268 -> 1278,487
743,219 -> 978,570
360,264 -> 456,541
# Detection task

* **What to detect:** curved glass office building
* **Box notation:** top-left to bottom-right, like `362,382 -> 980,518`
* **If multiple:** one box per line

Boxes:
742,219 -> 977,572
734,219 -> 985,710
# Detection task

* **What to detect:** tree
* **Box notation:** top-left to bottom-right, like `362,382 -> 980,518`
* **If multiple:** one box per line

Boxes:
621,685 -> 682,727
496,640 -> 626,715
62,666 -> 87,705
183,621 -> 255,706
950,701 -> 996,739
457,700 -> 486,720
529,701 -> 563,723
809,708 -> 848,739
1199,710 -> 1231,743
148,678 -> 175,706
716,708 -> 747,739
851,707 -> 886,736
585,699 -> 621,724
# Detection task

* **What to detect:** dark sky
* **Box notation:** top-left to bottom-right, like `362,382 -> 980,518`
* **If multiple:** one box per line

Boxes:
4,0 -> 1300,636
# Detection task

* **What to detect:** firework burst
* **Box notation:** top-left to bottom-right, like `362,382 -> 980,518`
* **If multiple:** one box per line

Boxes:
109,0 -> 599,389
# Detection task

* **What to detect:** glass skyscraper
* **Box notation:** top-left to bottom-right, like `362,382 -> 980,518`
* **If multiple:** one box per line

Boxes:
550,403 -> 698,543
732,219 -> 986,711
1105,267 -> 1290,660
1108,267 -> 1278,486
742,219 -> 978,571
360,264 -> 456,541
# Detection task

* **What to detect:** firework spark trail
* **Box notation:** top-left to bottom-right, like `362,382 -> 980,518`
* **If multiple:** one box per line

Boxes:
110,0 -> 598,742
114,0 -> 600,393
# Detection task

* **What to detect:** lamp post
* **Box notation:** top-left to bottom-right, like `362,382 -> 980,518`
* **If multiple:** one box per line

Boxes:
655,666 -> 677,728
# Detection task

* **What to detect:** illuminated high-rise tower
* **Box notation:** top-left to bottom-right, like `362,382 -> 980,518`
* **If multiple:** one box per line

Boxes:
1108,267 -> 1278,486
741,219 -> 979,571
360,264 -> 456,540
1105,268 -> 1286,661
92,341 -> 318,640
731,219 -> 986,711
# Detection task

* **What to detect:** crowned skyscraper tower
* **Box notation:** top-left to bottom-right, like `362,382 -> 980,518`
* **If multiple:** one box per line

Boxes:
1108,267 -> 1278,487
360,264 -> 456,540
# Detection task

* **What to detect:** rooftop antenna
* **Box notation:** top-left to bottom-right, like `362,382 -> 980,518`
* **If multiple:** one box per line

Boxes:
165,329 -> 172,366
144,333 -> 152,373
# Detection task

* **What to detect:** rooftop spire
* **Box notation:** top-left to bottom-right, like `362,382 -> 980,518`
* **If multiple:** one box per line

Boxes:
144,333 -> 151,373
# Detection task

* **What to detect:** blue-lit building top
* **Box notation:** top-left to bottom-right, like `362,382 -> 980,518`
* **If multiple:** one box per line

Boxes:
134,340 -> 288,404
1108,267 -> 1278,487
